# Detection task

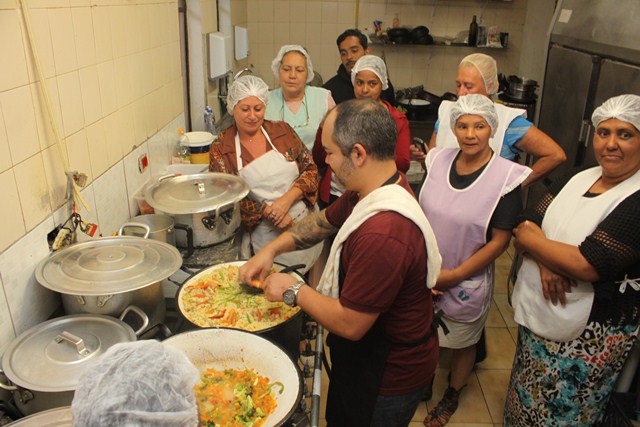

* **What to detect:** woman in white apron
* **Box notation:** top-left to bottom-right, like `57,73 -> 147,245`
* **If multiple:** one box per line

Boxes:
409,53 -> 565,188
209,75 -> 322,274
505,95 -> 640,426
418,95 -> 531,427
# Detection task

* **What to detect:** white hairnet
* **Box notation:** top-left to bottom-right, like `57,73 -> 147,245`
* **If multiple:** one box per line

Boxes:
271,45 -> 315,83
350,55 -> 389,90
592,94 -> 640,132
71,340 -> 199,427
449,94 -> 499,137
226,75 -> 269,115
459,53 -> 499,95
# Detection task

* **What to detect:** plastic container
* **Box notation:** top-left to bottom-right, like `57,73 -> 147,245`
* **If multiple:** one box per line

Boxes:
204,106 -> 216,135
176,128 -> 190,163
183,131 -> 214,164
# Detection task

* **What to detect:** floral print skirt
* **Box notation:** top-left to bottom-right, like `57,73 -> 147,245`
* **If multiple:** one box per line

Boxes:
504,322 -> 639,426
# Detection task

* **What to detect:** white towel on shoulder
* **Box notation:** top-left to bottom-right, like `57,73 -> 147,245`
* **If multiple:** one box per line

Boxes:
317,184 -> 442,298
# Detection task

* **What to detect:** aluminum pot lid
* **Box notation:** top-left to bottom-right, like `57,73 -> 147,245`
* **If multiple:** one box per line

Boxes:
1,314 -> 136,392
35,236 -> 182,295
144,172 -> 250,215
5,406 -> 72,427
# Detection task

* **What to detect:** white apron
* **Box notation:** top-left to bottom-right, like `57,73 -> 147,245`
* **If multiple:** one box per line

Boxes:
235,128 -> 322,273
512,167 -> 640,341
435,101 -> 525,155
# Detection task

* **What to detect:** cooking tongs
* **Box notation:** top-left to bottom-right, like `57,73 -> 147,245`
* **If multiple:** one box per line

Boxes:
240,263 -> 306,294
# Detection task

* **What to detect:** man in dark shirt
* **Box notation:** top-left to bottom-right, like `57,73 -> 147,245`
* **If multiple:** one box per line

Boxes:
323,29 -> 395,105
240,99 -> 439,427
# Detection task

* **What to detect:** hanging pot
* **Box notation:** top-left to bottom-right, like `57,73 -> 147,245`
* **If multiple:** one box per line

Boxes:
176,260 -> 305,360
144,173 -> 250,248
163,328 -> 303,427
0,308 -> 147,416
35,236 -> 182,326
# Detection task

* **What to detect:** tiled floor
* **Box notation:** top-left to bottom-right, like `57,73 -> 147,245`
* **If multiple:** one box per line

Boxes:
314,245 -> 519,427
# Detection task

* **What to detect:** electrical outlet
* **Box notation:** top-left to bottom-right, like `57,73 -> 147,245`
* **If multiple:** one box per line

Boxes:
138,154 -> 149,173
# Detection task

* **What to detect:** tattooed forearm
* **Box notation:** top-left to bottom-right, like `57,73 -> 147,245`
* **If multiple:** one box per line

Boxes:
291,211 -> 337,250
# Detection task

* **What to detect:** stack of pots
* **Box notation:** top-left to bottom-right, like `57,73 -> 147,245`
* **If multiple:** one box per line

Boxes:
144,172 -> 250,248
35,236 -> 182,327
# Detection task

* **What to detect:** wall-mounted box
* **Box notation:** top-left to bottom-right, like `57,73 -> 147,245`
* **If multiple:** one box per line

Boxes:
234,26 -> 249,60
208,32 -> 232,79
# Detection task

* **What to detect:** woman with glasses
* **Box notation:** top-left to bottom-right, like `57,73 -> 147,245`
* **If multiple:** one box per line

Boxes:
209,75 -> 322,273
312,55 -> 411,207
265,45 -> 335,151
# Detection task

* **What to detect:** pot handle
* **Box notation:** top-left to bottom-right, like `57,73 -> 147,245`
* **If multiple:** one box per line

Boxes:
0,368 -> 18,391
118,222 -> 151,239
174,223 -> 194,258
119,305 -> 150,337
158,173 -> 177,182
55,331 -> 92,356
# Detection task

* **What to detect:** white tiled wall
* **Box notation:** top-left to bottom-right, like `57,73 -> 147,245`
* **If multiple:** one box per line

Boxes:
247,0 -> 532,95
0,0 -> 185,354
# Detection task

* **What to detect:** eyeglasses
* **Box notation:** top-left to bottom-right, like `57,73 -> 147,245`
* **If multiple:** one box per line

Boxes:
281,94 -> 309,129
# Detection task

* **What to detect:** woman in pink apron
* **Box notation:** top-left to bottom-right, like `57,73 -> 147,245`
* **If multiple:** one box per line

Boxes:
209,76 -> 322,273
505,95 -> 640,426
418,94 -> 531,427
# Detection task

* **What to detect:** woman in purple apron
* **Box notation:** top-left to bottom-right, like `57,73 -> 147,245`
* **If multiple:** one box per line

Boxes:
209,76 -> 322,273
418,94 -> 531,427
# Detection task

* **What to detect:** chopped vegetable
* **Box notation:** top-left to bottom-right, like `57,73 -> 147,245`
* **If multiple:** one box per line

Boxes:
181,265 -> 300,330
195,368 -> 279,427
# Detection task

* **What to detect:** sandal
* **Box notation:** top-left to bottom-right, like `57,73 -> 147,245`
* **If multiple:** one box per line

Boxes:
423,386 -> 460,427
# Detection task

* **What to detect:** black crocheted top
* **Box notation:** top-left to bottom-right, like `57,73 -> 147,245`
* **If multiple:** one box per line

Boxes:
520,168 -> 640,328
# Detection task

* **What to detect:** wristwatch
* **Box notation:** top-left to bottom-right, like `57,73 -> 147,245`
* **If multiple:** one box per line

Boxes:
283,281 -> 306,307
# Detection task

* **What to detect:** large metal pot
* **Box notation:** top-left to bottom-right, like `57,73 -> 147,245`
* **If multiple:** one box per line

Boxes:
0,309 -> 146,416
118,214 -> 194,258
35,236 -> 182,326
4,406 -> 72,426
506,75 -> 538,101
163,328 -> 302,427
144,173 -> 250,248
176,261 -> 304,360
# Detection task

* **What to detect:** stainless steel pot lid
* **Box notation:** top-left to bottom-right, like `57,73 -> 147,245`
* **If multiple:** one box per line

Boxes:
1,315 -> 136,392
5,406 -> 72,426
35,236 -> 182,295
144,172 -> 250,215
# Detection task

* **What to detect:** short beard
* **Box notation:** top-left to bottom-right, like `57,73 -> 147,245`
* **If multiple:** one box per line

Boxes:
335,157 -> 355,187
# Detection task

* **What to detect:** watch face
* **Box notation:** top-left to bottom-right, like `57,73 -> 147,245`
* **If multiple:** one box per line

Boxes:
283,289 -> 296,306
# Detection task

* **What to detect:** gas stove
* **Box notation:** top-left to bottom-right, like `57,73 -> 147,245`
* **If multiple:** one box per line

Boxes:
180,235 -> 243,269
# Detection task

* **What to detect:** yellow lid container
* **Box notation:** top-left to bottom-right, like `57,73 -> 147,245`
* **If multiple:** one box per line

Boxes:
184,131 -> 214,164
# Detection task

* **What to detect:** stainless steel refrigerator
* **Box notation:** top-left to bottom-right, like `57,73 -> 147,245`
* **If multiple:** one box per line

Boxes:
527,0 -> 640,205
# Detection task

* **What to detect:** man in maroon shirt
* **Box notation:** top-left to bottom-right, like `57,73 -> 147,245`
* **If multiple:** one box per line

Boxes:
241,99 -> 439,427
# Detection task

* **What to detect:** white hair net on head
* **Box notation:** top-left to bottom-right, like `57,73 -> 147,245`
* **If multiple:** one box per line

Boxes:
71,340 -> 200,427
592,94 -> 640,132
459,53 -> 499,95
226,75 -> 270,115
271,45 -> 315,83
350,55 -> 389,90
449,93 -> 499,137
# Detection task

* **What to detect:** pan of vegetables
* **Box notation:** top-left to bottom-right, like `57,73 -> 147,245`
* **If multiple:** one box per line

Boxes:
176,260 -> 305,360
163,328 -> 303,427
